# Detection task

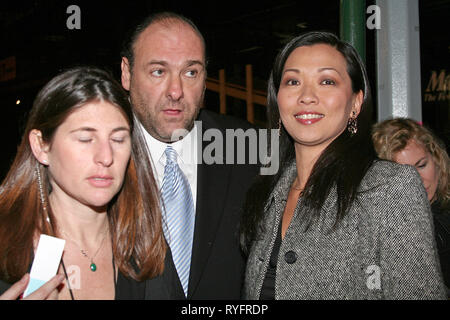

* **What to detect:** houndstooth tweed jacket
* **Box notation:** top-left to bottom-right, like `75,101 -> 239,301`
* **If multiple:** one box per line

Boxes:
243,160 -> 447,300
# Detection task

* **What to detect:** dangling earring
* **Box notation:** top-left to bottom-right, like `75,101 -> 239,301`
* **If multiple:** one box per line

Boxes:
278,118 -> 282,136
36,163 -> 48,213
347,111 -> 358,135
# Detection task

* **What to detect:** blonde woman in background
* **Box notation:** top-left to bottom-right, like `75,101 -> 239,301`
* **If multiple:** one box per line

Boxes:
372,118 -> 450,297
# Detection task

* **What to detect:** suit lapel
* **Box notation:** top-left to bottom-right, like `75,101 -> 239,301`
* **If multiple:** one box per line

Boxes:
187,111 -> 232,297
145,246 -> 186,299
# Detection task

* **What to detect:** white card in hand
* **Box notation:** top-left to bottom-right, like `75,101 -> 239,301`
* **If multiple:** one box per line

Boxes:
23,234 -> 65,298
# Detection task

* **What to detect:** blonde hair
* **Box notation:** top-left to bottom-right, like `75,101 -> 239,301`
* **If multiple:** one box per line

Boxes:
372,118 -> 449,206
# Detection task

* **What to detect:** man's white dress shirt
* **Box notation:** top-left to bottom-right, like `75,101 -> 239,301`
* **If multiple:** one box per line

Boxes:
137,120 -> 198,210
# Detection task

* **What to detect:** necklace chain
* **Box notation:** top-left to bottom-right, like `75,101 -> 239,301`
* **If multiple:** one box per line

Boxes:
58,224 -> 109,272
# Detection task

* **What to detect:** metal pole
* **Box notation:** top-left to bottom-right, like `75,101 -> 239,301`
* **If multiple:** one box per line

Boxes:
376,0 -> 422,122
340,0 -> 366,62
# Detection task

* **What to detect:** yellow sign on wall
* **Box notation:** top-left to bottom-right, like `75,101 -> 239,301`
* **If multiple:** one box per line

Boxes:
424,69 -> 450,102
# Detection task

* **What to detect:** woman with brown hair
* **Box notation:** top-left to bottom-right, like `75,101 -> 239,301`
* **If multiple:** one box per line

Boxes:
0,66 -> 165,299
372,118 -> 450,297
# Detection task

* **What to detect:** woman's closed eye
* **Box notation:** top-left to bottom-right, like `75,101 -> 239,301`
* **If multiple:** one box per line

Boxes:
416,161 -> 427,169
111,131 -> 130,144
111,137 -> 128,144
78,137 -> 93,143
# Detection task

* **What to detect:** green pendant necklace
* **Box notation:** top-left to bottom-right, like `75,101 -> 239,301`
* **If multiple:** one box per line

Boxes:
80,248 -> 101,272
59,225 -> 108,272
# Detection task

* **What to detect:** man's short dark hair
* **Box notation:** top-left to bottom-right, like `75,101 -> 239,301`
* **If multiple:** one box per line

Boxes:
121,11 -> 206,71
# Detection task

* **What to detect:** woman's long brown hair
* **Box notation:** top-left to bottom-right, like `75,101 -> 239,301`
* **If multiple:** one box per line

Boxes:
0,66 -> 165,283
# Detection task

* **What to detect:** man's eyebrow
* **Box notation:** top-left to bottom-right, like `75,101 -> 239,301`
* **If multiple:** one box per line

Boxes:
186,60 -> 205,68
147,60 -> 168,66
146,60 -> 205,68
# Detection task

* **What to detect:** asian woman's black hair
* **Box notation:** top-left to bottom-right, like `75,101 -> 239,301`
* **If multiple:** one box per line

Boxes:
240,31 -> 376,254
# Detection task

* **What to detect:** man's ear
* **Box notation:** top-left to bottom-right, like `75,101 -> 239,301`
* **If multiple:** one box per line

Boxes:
121,57 -> 131,91
29,129 -> 49,165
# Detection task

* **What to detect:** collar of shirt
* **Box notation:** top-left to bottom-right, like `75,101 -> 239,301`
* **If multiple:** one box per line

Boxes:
137,119 -> 198,206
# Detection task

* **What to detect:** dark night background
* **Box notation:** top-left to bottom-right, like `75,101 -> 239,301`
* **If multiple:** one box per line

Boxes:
0,0 -> 448,181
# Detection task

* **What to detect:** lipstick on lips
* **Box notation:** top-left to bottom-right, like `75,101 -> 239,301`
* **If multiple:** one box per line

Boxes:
87,175 -> 113,188
294,111 -> 324,125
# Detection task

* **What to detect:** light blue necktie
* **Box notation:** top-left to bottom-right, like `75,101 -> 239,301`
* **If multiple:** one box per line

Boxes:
161,146 -> 195,297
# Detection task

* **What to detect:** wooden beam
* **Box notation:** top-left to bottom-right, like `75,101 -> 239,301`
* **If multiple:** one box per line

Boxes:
205,78 -> 267,106
219,69 -> 226,114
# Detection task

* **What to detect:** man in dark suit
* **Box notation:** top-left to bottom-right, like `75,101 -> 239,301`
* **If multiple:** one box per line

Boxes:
120,12 -> 260,299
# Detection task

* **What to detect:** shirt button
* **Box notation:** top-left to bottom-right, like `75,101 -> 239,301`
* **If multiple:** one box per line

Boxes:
284,250 -> 297,264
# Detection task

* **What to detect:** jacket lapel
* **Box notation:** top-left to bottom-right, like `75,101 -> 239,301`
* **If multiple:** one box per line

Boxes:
187,111 -> 232,297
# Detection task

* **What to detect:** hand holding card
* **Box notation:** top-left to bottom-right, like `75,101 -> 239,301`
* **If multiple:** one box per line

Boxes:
23,234 -> 65,298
